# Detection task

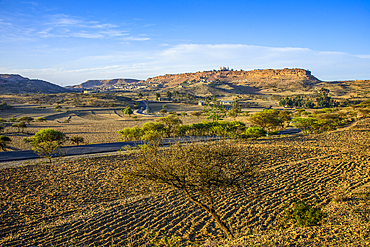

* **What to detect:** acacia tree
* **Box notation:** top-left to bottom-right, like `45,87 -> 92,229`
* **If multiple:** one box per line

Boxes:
121,140 -> 256,239
24,129 -> 67,162
249,109 -> 283,131
292,117 -> 317,135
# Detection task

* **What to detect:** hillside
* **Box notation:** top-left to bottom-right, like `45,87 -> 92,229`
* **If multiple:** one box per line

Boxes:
0,74 -> 69,94
69,78 -> 143,90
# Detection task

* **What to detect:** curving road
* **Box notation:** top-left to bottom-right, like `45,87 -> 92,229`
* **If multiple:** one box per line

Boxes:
0,136 -> 220,162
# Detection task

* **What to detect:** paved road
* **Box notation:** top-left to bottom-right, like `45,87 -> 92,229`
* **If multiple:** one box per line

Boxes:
0,136 -> 220,162
0,127 -> 301,162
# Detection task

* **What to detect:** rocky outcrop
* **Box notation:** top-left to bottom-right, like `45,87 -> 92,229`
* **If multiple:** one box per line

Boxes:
146,68 -> 320,89
0,74 -> 69,94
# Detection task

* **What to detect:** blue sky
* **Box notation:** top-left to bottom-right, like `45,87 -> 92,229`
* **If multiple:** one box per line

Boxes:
0,0 -> 369,86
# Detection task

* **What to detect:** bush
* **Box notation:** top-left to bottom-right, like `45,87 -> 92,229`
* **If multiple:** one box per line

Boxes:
36,117 -> 47,122
17,116 -> 34,124
243,126 -> 267,139
70,136 -> 84,145
12,122 -> 27,133
0,135 -> 11,151
156,115 -> 182,137
284,200 -> 325,227
117,126 -> 143,141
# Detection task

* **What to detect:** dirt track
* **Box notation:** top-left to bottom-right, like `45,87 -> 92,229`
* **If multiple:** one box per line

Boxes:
0,120 -> 370,246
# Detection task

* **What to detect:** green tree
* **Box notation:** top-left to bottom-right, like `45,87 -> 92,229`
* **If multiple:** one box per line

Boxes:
155,93 -> 161,101
122,106 -> 134,117
166,91 -> 172,100
0,136 -> 11,151
24,129 -> 67,163
292,117 -> 317,135
121,140 -> 256,239
203,97 -> 226,121
227,99 -> 242,119
279,110 -> 293,128
137,92 -> 143,98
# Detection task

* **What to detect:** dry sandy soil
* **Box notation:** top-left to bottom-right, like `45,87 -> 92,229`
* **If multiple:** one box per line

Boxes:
0,117 -> 369,246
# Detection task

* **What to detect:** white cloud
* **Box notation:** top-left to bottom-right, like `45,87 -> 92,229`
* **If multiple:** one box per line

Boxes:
121,36 -> 151,41
0,12 -> 148,40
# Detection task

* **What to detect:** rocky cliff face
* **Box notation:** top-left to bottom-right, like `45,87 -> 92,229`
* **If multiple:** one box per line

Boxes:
146,68 -> 320,88
0,74 -> 69,94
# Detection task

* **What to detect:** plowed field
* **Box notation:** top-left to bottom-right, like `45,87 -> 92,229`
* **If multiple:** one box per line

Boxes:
1,120 -> 370,246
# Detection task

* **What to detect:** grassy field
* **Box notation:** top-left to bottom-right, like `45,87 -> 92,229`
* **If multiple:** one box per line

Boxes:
1,117 -> 369,246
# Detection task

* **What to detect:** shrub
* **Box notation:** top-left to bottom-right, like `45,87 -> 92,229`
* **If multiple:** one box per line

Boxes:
142,122 -> 166,140
243,126 -> 267,139
0,135 -> 11,151
159,109 -> 167,116
284,200 -> 325,227
12,122 -> 27,133
36,117 -> 47,122
191,111 -> 202,117
117,126 -> 143,141
70,136 -> 84,145
17,116 -> 34,124
156,115 -> 182,137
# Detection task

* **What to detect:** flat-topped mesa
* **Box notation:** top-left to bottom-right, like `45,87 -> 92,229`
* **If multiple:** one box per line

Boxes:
145,68 -> 320,86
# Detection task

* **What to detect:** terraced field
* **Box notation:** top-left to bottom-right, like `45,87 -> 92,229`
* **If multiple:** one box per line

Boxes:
0,120 -> 370,246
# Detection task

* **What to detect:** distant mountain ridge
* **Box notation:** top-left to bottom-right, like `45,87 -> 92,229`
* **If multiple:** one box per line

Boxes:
0,74 -> 69,94
69,78 -> 142,89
